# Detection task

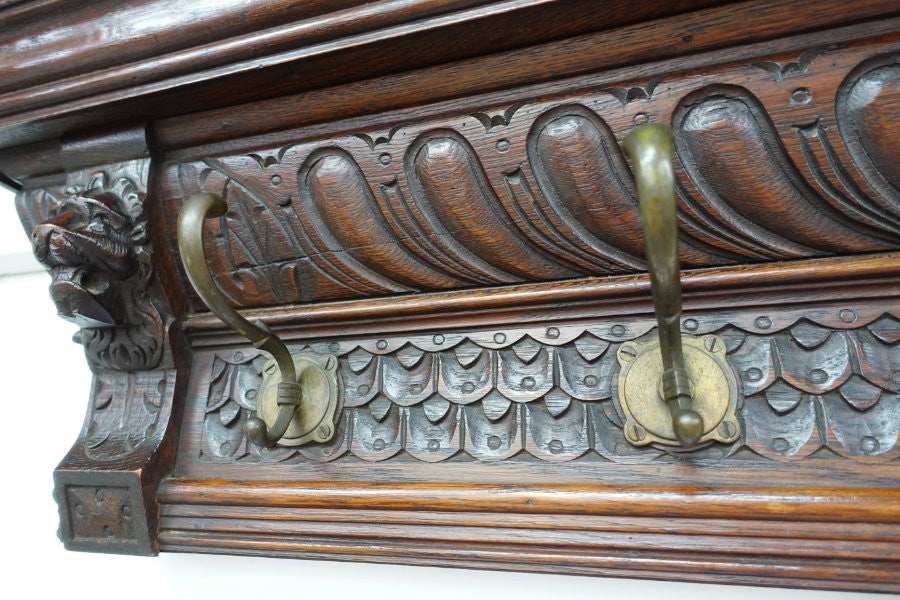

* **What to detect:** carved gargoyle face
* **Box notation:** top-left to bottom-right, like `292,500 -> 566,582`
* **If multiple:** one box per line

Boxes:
30,173 -> 143,329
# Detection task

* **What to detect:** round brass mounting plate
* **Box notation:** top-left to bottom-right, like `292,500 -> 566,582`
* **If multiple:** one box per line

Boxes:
614,334 -> 740,447
257,352 -> 339,446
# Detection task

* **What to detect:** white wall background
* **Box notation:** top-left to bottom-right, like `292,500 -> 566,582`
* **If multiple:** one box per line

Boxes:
0,185 -> 881,599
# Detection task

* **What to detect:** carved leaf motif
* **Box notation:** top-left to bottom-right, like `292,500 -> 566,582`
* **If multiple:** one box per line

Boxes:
497,348 -> 553,402
847,329 -> 898,393
511,335 -> 542,363
454,340 -> 484,367
438,349 -> 492,404
838,375 -> 883,411
525,401 -> 589,461
423,395 -> 451,423
351,404 -> 403,461
821,392 -> 900,458
573,332 -> 609,362
776,332 -> 852,394
368,396 -> 393,422
674,86 -> 891,256
542,388 -> 571,417
835,58 -> 900,210
789,321 -> 832,349
589,403 -> 662,463
480,391 -> 512,421
742,395 -> 820,460
382,355 -> 434,405
764,380 -> 804,414
867,314 -> 900,344
395,343 -> 425,368
346,347 -> 375,373
406,404 -> 460,462
465,403 -> 521,461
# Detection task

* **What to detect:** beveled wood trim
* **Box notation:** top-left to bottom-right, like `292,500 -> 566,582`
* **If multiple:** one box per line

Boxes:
183,252 -> 900,340
154,0 -> 900,152
160,479 -> 900,522
157,481 -> 900,592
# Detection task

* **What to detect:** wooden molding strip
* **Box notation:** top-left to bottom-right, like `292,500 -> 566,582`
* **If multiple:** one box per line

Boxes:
159,479 -> 900,523
183,252 -> 900,335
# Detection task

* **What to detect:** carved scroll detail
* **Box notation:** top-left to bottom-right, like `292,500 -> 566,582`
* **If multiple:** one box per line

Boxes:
167,49 -> 900,310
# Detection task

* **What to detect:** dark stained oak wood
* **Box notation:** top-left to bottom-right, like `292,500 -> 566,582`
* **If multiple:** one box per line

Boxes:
1,0 -> 898,590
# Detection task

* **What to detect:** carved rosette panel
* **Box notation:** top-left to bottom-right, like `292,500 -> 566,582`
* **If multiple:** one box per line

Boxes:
197,306 -> 898,465
163,45 -> 899,310
63,486 -> 138,544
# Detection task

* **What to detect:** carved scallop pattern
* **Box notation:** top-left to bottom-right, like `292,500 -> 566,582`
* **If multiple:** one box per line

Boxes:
199,308 -> 899,464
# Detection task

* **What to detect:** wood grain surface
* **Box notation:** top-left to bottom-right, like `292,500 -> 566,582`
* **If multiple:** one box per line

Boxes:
2,0 -> 898,589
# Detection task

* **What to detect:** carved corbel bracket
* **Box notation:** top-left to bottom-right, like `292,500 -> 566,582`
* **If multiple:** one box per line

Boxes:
6,123 -> 187,555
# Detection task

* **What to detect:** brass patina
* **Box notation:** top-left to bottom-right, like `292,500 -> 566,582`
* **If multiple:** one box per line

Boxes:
617,124 -> 739,447
177,193 -> 338,448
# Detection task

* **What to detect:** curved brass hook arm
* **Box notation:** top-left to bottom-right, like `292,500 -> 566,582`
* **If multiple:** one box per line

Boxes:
177,193 -> 298,447
623,124 -> 703,446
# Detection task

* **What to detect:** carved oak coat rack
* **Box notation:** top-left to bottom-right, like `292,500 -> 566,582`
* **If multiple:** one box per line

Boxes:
0,0 -> 897,592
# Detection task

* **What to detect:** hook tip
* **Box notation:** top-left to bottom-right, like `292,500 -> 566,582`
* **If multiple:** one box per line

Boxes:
673,410 -> 703,447
244,415 -> 273,448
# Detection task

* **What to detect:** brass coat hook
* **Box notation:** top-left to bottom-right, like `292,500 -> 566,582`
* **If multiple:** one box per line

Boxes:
177,193 -> 338,448
615,124 -> 739,448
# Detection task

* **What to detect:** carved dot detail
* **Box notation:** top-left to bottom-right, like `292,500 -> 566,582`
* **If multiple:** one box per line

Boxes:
755,316 -> 773,329
494,333 -> 506,344
583,375 -> 599,387
220,442 -> 232,455
378,153 -> 392,165
329,342 -> 340,352
74,504 -> 84,518
860,436 -> 879,454
270,174 -> 282,185
233,351 -> 245,362
744,367 -> 763,382
409,384 -> 423,394
772,438 -> 789,453
521,377 -> 536,389
839,309 -> 857,323
433,334 -> 445,345
357,384 -> 370,395
246,389 -> 257,400
548,439 -> 564,454
790,88 -> 811,105
487,435 -> 502,450
376,339 -> 388,350
427,439 -> 440,451
633,112 -> 649,125
610,324 -> 626,337
373,439 -> 386,451
95,489 -> 105,504
121,505 -> 131,519
546,327 -> 560,339
462,382 -> 476,393
683,318 -> 699,332
808,369 -> 828,384
496,139 -> 511,152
